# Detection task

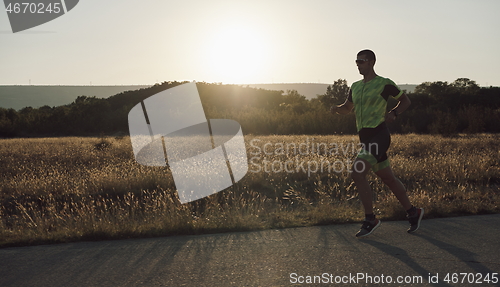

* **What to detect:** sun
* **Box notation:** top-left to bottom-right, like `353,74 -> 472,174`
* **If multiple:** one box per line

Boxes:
207,25 -> 269,84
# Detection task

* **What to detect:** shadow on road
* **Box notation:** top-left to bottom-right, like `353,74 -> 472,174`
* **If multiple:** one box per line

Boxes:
361,238 -> 452,287
415,233 -> 498,278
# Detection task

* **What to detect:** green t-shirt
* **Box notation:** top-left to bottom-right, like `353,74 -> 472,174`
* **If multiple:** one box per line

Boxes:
348,76 -> 403,132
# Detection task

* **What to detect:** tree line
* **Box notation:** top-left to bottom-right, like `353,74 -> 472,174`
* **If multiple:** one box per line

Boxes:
0,78 -> 499,137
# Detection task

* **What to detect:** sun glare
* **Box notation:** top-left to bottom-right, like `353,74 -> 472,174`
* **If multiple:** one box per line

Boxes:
207,25 -> 269,84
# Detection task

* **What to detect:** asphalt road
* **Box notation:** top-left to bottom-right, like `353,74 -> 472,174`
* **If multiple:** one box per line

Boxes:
1,214 -> 499,287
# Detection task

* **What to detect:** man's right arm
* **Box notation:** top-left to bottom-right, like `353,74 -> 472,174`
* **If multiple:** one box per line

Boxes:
330,90 -> 354,115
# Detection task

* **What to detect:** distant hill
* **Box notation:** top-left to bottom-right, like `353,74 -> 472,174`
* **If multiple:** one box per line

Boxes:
243,83 -> 330,100
0,83 -> 417,110
0,85 -> 151,110
243,83 -> 417,100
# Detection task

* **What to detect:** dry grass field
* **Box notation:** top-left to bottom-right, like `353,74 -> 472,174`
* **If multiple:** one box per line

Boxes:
0,134 -> 499,247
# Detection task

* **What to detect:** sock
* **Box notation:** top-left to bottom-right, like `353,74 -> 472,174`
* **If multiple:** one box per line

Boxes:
365,213 -> 376,222
406,206 -> 417,216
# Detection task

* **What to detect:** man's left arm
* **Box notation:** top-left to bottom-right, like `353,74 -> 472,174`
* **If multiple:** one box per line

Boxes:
386,94 -> 411,123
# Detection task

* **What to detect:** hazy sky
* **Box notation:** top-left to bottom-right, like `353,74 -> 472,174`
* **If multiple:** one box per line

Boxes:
1,0 -> 499,86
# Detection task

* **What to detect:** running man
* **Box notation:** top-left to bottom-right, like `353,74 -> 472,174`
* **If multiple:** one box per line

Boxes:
332,49 -> 423,237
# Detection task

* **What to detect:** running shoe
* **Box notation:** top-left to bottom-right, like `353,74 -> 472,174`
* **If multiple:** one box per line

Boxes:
407,207 -> 424,233
355,219 -> 381,238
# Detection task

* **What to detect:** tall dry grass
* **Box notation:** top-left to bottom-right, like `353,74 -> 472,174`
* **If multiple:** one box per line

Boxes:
1,134 -> 499,247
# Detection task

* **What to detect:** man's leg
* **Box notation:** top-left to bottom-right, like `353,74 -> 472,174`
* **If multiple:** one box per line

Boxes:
351,158 -> 374,214
351,157 -> 382,238
374,165 -> 411,210
375,165 -> 424,233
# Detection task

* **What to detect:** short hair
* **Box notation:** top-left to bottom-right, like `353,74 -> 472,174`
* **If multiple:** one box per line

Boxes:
357,49 -> 376,62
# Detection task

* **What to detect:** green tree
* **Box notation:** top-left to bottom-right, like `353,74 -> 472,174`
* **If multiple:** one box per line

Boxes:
279,90 -> 309,113
451,78 -> 480,96
318,79 -> 349,108
414,81 -> 450,98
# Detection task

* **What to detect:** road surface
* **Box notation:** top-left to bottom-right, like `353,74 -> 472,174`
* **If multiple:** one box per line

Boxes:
1,214 -> 499,286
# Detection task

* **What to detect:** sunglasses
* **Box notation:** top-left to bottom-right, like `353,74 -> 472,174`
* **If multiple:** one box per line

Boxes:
355,59 -> 371,64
